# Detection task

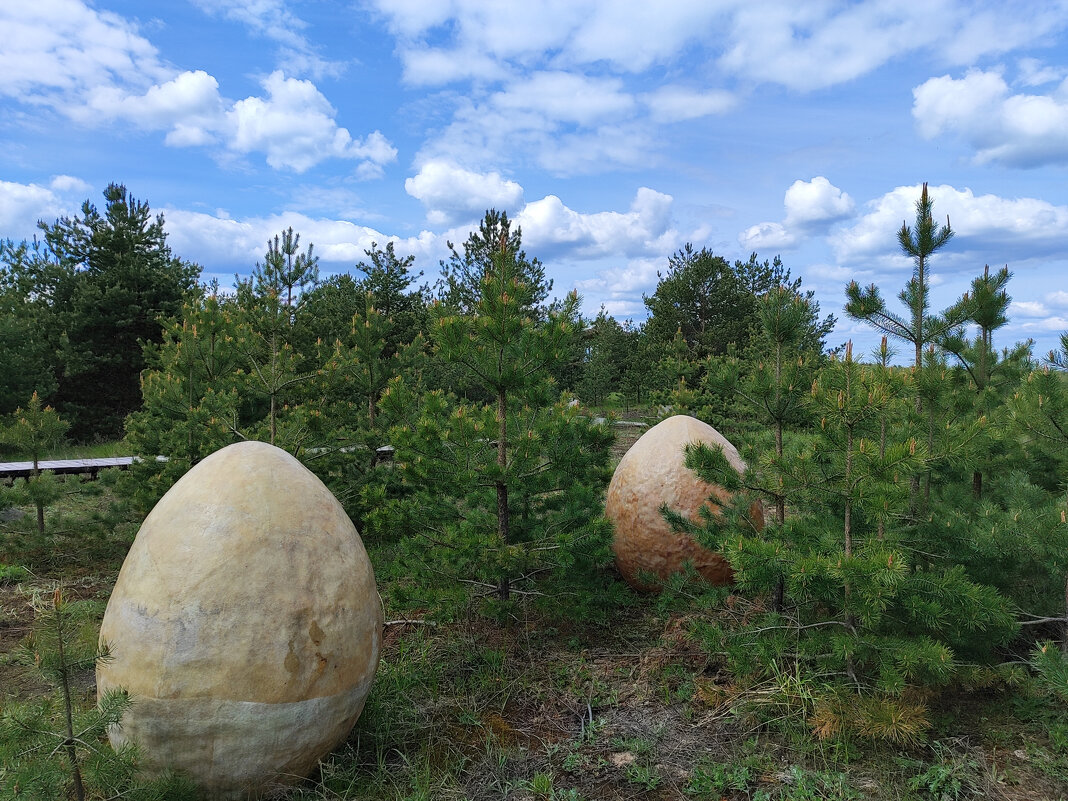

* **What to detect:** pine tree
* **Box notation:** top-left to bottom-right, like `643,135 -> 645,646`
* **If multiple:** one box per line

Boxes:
234,231 -> 322,448
846,183 -> 969,515
845,183 -> 964,373
124,289 -> 247,510
0,588 -> 194,801
1,393 -> 68,536
438,210 -> 551,316
939,266 -> 1030,499
683,343 -> 1017,741
39,184 -> 200,440
378,236 -> 614,613
702,286 -> 823,608
0,239 -> 59,415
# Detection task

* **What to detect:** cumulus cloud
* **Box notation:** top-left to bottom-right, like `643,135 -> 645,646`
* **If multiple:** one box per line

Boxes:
163,208 -> 441,273
0,3 -> 394,175
739,221 -> 796,251
225,72 -> 397,173
1046,290 -> 1068,308
1011,300 -> 1051,318
831,183 -> 1068,270
740,177 -> 854,251
418,84 -> 656,175
0,177 -> 97,239
1002,293 -> 1068,339
48,175 -> 92,194
364,0 -> 1068,184
81,69 -> 226,139
0,0 -> 169,102
405,162 -> 524,225
0,181 -> 68,236
82,69 -> 397,175
517,187 -> 676,259
784,176 -> 855,227
159,184 -> 681,291
912,69 -> 1068,167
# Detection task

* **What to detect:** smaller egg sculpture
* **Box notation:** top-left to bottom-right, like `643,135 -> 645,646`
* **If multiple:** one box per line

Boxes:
97,441 -> 382,799
606,415 -> 763,591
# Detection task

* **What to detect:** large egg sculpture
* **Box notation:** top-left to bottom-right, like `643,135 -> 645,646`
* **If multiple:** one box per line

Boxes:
606,415 -> 763,591
97,441 -> 382,799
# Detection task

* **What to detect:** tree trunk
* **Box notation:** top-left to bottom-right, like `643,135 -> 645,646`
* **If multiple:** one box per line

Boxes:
773,418 -> 785,613
496,388 -> 510,601
32,457 -> 44,536
55,594 -> 86,801
1062,571 -> 1068,655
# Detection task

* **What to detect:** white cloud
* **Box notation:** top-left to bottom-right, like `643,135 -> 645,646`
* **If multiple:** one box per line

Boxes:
1015,315 -> 1068,333
0,177 -> 98,238
419,87 -> 656,175
0,4 -> 393,175
721,3 -> 1067,91
225,72 -> 397,173
79,67 -> 395,175
1017,58 -> 1065,87
1046,290 -> 1068,308
163,208 -> 441,272
81,70 -> 226,141
164,186 -> 682,300
517,187 -> 676,259
739,222 -> 796,252
0,181 -> 67,235
405,162 -> 524,225
374,3 -> 1068,183
643,86 -> 736,122
0,0 -> 169,103
739,177 -> 853,251
189,0 -> 344,79
832,183 -> 1068,269
400,48 -> 509,86
575,256 -> 662,295
1010,300 -> 1050,318
48,175 -> 91,194
784,177 -> 855,227
493,72 -> 634,126
912,69 -> 1068,167
370,0 -> 1068,96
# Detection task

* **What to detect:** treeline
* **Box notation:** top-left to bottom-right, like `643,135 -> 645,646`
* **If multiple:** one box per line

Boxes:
0,184 -> 833,446
4,182 -> 1068,743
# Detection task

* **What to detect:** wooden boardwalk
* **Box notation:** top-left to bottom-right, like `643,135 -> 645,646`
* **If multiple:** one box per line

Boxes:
0,420 -> 645,482
0,456 -> 138,480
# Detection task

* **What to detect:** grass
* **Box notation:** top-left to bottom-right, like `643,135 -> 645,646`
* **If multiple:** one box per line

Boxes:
0,438 -> 132,462
3,476 -> 1068,800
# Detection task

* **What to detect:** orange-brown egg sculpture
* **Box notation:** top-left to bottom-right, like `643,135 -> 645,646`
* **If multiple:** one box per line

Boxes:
606,415 -> 763,591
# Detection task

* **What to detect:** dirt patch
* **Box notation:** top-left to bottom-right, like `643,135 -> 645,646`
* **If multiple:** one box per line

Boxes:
0,575 -> 112,704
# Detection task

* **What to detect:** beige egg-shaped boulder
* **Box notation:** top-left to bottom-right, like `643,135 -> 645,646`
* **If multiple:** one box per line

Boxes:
97,441 -> 382,799
607,415 -> 763,591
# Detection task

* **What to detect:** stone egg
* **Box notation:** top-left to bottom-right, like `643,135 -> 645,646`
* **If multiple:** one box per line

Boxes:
97,441 -> 382,799
606,415 -> 763,591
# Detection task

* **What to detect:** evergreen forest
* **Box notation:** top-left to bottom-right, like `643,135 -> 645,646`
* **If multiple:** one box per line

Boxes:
2,183 -> 1068,800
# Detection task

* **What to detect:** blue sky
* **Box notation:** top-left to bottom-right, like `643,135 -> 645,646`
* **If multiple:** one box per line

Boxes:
3,0 -> 1068,359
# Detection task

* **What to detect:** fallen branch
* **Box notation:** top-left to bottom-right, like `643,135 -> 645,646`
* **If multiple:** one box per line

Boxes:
383,619 -> 438,627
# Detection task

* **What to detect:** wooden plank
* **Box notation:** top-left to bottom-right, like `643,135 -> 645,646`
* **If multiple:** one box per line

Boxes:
0,456 -> 137,480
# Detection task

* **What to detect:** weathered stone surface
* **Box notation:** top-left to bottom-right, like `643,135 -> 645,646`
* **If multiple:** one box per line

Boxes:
606,415 -> 763,591
97,441 -> 382,799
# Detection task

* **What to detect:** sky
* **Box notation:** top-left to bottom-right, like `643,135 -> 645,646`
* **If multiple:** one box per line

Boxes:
2,0 -> 1068,360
